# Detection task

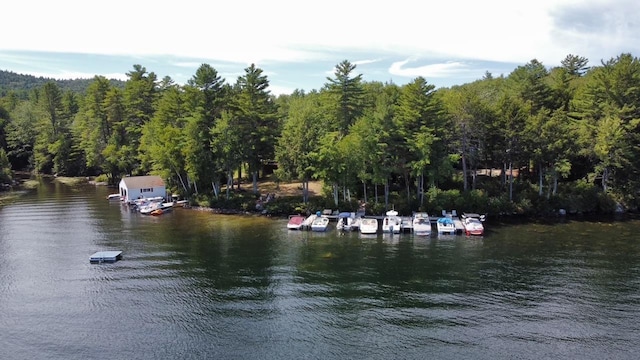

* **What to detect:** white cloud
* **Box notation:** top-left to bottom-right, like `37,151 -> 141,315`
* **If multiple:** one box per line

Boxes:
353,59 -> 382,66
389,59 -> 469,78
267,84 -> 296,97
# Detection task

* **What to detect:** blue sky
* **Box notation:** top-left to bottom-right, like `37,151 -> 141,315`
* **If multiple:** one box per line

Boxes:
1,0 -> 639,96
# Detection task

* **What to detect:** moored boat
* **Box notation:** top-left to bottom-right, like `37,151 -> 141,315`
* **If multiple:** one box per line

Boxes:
287,215 -> 306,230
310,216 -> 330,232
359,218 -> 378,234
412,212 -> 431,235
436,217 -> 456,234
382,210 -> 402,233
106,193 -> 121,201
336,212 -> 355,231
139,200 -> 173,215
300,213 -> 317,230
461,213 -> 485,236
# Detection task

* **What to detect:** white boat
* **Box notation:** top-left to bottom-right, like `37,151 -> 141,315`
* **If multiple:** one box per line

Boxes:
132,196 -> 164,208
412,212 -> 431,235
301,213 -> 318,230
174,199 -> 189,207
436,216 -> 456,234
310,216 -> 330,232
106,193 -> 121,201
336,212 -> 355,231
139,200 -> 173,215
461,213 -> 485,236
350,216 -> 362,231
287,215 -> 306,230
382,210 -> 402,233
359,218 -> 378,234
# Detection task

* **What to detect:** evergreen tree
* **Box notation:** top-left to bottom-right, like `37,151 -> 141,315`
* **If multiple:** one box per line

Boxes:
393,77 -> 440,203
233,64 -> 279,194
123,64 -> 158,174
182,64 -> 229,195
275,92 -> 325,203
325,60 -> 365,136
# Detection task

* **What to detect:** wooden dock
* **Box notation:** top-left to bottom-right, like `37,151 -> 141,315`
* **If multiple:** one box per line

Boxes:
400,216 -> 413,232
453,218 -> 465,234
90,251 -> 123,263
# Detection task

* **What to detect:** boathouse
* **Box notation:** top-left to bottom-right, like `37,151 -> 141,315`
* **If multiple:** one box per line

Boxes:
119,175 -> 167,204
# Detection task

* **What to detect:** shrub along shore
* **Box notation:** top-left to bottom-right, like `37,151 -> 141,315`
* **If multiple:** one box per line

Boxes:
3,174 -> 629,223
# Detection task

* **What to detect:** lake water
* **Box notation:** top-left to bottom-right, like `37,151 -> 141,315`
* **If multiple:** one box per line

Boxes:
1,179 -> 639,359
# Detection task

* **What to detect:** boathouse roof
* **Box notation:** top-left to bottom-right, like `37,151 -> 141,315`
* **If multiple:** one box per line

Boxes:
120,175 -> 165,189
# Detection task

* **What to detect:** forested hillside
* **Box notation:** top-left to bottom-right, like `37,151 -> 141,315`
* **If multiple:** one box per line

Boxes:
1,54 -> 639,217
0,70 -> 124,98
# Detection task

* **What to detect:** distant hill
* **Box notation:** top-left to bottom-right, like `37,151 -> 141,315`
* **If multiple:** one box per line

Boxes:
0,69 -> 125,98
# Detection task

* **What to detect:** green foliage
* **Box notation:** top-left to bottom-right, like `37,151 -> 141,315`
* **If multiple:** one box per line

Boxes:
0,69 -> 125,98
0,148 -> 12,183
232,64 -> 279,193
325,60 -> 365,135
4,53 -> 640,216
94,173 -> 109,183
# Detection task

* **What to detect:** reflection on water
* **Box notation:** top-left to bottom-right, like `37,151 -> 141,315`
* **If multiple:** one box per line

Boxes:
0,179 -> 639,359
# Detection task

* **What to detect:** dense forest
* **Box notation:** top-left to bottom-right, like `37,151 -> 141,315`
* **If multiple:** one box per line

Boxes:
0,70 -> 125,98
1,53 -> 639,217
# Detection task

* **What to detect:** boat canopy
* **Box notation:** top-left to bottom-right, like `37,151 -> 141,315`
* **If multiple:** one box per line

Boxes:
338,212 -> 352,218
437,217 -> 454,224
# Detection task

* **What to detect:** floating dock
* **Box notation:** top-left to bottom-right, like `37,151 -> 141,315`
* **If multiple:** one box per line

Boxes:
90,251 -> 123,263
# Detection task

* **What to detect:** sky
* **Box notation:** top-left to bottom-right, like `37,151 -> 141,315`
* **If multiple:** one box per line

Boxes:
1,0 -> 639,96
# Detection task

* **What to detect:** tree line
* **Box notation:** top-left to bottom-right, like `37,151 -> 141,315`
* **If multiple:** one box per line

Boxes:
1,53 -> 640,215
0,69 -> 125,98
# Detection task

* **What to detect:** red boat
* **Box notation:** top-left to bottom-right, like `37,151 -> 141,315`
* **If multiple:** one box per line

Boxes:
287,215 -> 305,230
461,213 -> 485,236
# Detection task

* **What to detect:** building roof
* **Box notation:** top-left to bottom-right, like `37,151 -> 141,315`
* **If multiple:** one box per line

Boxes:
120,175 -> 165,189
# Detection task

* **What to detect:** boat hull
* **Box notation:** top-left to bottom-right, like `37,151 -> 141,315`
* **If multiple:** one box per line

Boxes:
413,225 -> 431,235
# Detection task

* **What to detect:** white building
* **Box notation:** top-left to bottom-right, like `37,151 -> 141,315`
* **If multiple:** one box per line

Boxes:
119,175 -> 167,203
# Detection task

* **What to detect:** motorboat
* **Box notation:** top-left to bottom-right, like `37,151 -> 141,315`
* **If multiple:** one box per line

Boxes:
382,210 -> 402,233
461,213 -> 485,236
171,194 -> 189,207
139,200 -> 173,215
287,215 -> 306,230
412,212 -> 431,235
436,216 -> 456,234
310,216 -> 330,232
348,210 -> 365,231
350,216 -> 362,231
106,193 -> 121,201
301,214 -> 316,230
336,212 -> 355,231
359,218 -> 378,234
174,199 -> 189,207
